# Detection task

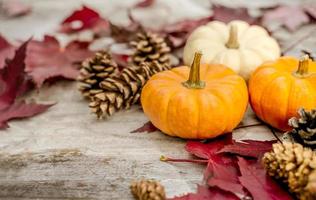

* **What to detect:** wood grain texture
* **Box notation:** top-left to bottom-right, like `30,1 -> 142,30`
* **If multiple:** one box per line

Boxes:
0,0 -> 315,199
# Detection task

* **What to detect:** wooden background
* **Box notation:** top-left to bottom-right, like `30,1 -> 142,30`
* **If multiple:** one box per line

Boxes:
0,0 -> 315,199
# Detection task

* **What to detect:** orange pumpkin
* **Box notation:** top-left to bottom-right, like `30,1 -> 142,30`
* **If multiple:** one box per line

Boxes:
141,52 -> 248,139
249,55 -> 316,131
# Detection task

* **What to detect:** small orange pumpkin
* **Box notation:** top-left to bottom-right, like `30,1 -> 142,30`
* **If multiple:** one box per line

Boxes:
141,52 -> 248,139
249,55 -> 316,131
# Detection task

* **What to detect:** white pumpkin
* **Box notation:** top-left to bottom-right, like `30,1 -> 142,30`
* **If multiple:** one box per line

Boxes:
183,20 -> 281,79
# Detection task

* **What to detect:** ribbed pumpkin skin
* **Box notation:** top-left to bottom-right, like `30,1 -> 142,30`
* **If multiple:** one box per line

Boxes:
249,57 -> 316,131
141,64 -> 248,139
183,20 -> 280,80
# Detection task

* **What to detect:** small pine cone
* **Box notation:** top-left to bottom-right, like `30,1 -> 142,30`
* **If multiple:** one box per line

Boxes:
89,61 -> 170,118
130,31 -> 171,66
263,142 -> 316,200
78,51 -> 118,99
131,179 -> 166,200
288,108 -> 316,149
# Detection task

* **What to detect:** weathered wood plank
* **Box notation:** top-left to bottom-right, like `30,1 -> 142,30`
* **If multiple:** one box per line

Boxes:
0,0 -> 315,199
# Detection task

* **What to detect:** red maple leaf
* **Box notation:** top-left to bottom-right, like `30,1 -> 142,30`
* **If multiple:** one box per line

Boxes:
25,35 -> 94,87
0,40 -> 53,129
212,5 -> 259,24
0,35 -> 15,69
59,6 -> 109,35
217,140 -> 276,159
205,156 -> 246,196
131,121 -> 159,133
185,134 -> 232,159
0,40 -> 29,110
169,185 -> 239,200
237,157 -> 293,200
185,134 -> 246,197
0,101 -> 53,129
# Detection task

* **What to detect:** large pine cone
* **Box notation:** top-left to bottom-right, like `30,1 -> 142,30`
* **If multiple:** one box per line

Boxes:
78,51 -> 118,99
288,108 -> 316,149
130,31 -> 170,66
131,179 -> 166,200
89,61 -> 170,118
263,142 -> 316,200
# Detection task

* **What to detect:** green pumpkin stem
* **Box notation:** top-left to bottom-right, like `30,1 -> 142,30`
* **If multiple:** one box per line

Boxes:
294,55 -> 310,78
226,25 -> 239,49
182,51 -> 205,89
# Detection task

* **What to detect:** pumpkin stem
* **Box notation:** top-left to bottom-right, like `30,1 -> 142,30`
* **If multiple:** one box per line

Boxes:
182,51 -> 205,89
225,25 -> 239,49
294,55 -> 310,78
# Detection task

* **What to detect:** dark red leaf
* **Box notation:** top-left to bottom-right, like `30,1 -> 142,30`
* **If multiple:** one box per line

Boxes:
169,185 -> 239,200
262,5 -> 310,31
0,101 -> 53,129
25,35 -> 94,87
0,35 -> 15,69
206,155 -> 246,196
0,40 -> 28,110
60,6 -> 109,35
237,157 -> 293,200
217,140 -> 276,158
212,5 -> 258,24
131,121 -> 158,133
185,133 -> 232,159
1,0 -> 31,17
133,0 -> 155,8
185,135 -> 246,196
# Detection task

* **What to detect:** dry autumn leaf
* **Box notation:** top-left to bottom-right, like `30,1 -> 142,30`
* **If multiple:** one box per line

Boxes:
0,101 -> 53,129
131,121 -> 158,133
59,6 -> 109,36
237,157 -> 293,200
25,35 -> 94,87
0,40 -> 53,129
212,5 -> 258,24
162,16 -> 212,49
0,40 -> 29,110
262,5 -> 311,31
164,135 -> 292,199
169,185 -> 239,200
217,140 -> 275,158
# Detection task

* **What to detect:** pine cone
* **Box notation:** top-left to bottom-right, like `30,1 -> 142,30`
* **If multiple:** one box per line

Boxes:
89,61 -> 170,118
288,108 -> 316,149
130,31 -> 170,66
130,179 -> 166,200
78,51 -> 118,99
263,142 -> 316,200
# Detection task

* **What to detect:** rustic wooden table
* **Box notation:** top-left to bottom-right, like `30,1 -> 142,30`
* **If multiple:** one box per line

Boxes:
0,0 -> 315,199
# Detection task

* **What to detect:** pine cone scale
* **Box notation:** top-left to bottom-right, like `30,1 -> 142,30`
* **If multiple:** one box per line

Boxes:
263,142 -> 316,200
288,108 -> 316,149
131,179 -> 166,200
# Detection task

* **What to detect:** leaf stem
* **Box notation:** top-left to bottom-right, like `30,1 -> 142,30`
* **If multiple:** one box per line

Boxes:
160,155 -> 208,164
